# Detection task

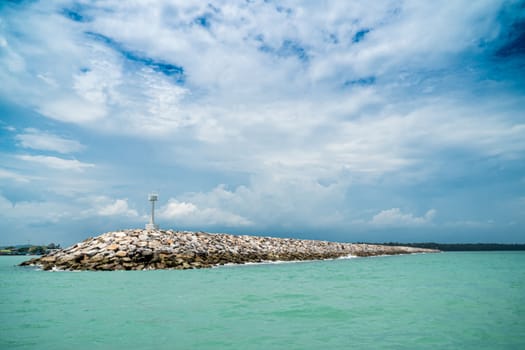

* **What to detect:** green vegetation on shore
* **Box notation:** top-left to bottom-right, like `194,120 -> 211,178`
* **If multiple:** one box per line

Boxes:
375,242 -> 525,251
0,243 -> 61,256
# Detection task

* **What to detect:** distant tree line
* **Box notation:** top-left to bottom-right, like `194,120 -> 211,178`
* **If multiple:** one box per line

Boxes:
372,242 -> 525,251
0,243 -> 61,256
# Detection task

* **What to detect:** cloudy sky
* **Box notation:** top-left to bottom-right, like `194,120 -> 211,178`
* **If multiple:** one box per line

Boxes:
1,0 -> 524,246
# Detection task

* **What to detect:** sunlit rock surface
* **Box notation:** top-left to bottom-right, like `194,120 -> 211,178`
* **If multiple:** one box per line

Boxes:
20,229 -> 439,270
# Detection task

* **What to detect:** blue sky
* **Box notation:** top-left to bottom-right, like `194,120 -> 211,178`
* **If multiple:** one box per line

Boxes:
1,0 -> 524,245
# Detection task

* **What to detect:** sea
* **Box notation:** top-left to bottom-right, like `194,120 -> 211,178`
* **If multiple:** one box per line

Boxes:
1,252 -> 524,349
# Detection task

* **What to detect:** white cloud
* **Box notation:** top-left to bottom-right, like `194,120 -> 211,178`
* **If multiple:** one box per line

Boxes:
0,0 -> 524,242
76,196 -> 142,219
0,1 -> 522,180
16,128 -> 84,153
17,155 -> 94,172
0,194 -> 72,224
0,168 -> 31,183
97,199 -> 138,217
37,73 -> 58,87
371,208 -> 436,226
158,198 -> 252,227
0,195 -> 138,231
1,0 -> 518,144
158,200 -> 198,218
161,180 -> 347,230
38,96 -> 108,124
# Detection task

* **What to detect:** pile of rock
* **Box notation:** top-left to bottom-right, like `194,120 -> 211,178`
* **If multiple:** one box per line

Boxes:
20,229 -> 438,271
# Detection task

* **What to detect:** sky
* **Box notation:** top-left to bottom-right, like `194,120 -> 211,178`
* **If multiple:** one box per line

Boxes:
0,0 -> 524,246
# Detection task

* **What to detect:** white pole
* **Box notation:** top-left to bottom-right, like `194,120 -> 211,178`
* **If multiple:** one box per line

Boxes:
151,199 -> 155,225
146,193 -> 159,230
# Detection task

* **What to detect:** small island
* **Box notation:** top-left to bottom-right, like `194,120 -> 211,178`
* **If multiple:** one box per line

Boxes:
20,229 -> 438,271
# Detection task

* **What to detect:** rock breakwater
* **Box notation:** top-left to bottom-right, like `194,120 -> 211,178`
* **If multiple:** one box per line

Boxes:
20,229 -> 438,271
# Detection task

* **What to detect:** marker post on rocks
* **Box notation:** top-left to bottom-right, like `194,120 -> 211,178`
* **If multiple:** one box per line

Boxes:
146,193 -> 159,230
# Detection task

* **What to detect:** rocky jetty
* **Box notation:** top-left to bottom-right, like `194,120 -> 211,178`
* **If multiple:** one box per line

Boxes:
20,229 -> 439,271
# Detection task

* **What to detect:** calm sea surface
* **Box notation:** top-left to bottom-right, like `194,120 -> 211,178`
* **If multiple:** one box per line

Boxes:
1,252 -> 524,349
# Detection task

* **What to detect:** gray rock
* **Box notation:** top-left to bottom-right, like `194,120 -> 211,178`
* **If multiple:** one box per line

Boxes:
19,228 -> 439,271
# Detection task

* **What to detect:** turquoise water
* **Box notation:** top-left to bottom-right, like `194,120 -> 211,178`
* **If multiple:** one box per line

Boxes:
1,252 -> 524,349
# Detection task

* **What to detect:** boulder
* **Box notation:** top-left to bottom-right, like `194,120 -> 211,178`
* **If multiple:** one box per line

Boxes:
19,229 -> 439,271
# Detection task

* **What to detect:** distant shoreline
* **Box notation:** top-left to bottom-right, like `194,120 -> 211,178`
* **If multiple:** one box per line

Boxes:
0,244 -> 61,256
368,243 -> 525,251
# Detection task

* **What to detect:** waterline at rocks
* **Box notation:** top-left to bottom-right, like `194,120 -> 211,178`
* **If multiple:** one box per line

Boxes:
20,229 -> 439,271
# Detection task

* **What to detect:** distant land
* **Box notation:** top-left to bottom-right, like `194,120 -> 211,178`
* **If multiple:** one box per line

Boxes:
374,243 -> 525,251
0,243 -> 61,256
